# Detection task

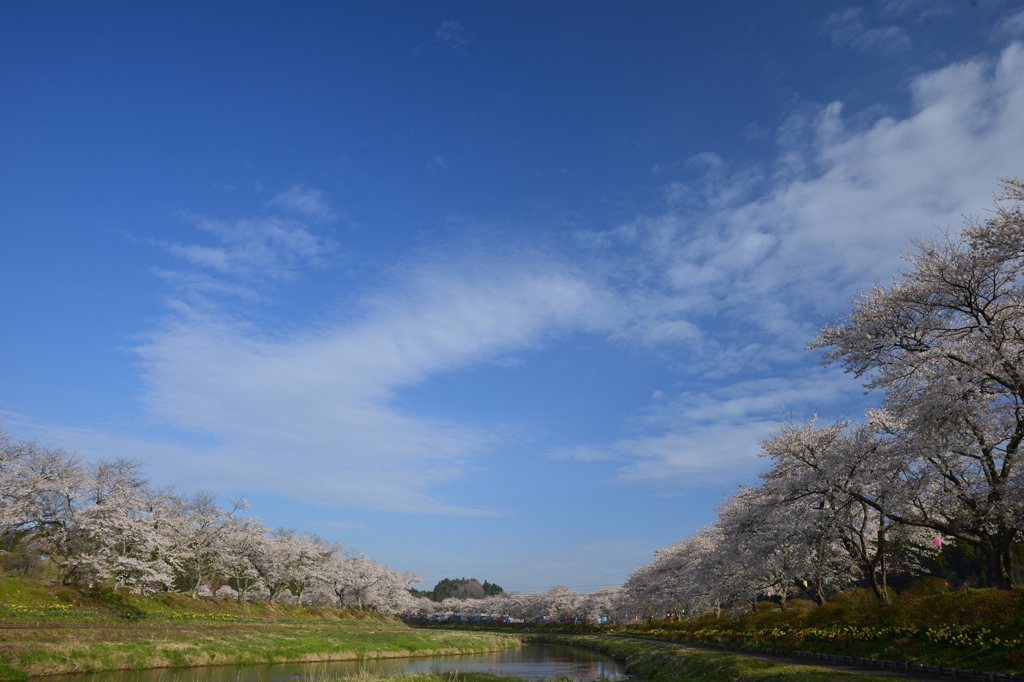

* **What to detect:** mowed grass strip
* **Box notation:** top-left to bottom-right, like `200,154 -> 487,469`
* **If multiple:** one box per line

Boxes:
532,634 -> 905,682
0,622 -> 519,679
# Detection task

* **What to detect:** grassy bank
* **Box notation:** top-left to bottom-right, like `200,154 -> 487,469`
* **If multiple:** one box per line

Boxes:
0,621 -> 518,679
414,583 -> 1024,674
0,576 -> 518,680
531,634 -> 902,682
620,584 -> 1024,673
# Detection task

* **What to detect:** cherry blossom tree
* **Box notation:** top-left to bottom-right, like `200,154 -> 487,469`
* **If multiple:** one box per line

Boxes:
716,486 -> 835,610
0,428 -> 38,546
4,441 -> 89,584
218,515 -> 268,601
165,492 -> 248,598
250,528 -> 301,604
288,533 -> 340,606
618,524 -> 729,620
814,178 -> 1024,589
580,586 -> 619,621
72,459 -> 176,592
759,418 -> 931,603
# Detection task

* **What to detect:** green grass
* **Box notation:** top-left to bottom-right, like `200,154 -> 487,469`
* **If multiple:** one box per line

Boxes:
617,584 -> 1024,673
0,664 -> 26,682
0,577 -> 61,609
0,622 -> 516,675
0,623 -> 519,677
0,574 -> 518,678
531,634 -> 904,682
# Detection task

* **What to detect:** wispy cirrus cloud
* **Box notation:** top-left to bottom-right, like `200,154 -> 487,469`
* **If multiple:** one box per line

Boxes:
132,254 -> 616,512
426,155 -> 448,173
879,0 -> 953,22
994,8 -> 1024,41
266,184 -> 337,222
823,8 -> 911,55
583,43 -> 1024,341
551,371 -> 859,484
434,21 -> 471,50
567,42 -> 1024,484
168,212 -> 329,281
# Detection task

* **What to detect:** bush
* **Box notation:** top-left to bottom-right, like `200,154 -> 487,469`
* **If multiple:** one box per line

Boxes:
903,578 -> 949,597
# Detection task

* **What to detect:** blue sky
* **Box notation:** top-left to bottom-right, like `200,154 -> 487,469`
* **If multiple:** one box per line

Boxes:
3,0 -> 1024,592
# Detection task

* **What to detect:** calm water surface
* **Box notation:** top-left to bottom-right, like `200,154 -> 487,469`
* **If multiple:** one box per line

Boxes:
50,644 -> 627,682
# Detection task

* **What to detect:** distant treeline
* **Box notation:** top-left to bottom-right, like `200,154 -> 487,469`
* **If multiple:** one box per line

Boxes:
411,577 -> 504,601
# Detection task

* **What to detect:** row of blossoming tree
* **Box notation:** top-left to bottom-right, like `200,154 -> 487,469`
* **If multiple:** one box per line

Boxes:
0,427 -> 638,619
403,584 -> 624,622
0,432 -> 630,620
615,178 -> 1024,619
0,433 -> 419,612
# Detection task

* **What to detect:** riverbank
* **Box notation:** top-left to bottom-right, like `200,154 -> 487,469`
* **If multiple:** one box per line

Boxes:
411,584 -> 1024,674
531,634 -> 906,682
0,619 -> 518,680
615,585 -> 1024,673
0,569 -> 520,675
0,575 -> 518,680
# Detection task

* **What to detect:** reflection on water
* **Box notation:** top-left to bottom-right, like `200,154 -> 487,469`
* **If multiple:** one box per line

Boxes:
48,644 -> 627,682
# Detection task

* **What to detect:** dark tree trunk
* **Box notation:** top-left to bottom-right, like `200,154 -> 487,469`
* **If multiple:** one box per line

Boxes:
981,533 -> 1016,590
814,578 -> 827,606
878,527 -> 890,604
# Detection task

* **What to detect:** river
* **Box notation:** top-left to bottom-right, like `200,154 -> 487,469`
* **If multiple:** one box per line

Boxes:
46,643 -> 628,682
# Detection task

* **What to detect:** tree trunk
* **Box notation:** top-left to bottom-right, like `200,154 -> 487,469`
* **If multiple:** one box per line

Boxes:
879,546 -> 889,603
981,533 -> 1016,590
871,521 -> 891,605
864,552 -> 890,605
814,578 -> 827,606
1000,548 -> 1015,590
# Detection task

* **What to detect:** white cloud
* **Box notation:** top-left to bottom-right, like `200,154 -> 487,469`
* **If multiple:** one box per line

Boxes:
588,43 -> 1024,341
852,25 -> 912,54
426,155 -> 448,173
879,0 -> 952,21
552,372 -> 860,485
823,8 -> 911,55
434,21 -> 471,49
994,9 -> 1024,41
566,43 -> 1024,484
267,184 -> 337,222
130,252 -> 617,512
170,211 -> 330,281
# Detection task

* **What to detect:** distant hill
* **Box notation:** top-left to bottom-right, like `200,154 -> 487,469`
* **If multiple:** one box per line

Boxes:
410,577 -> 503,601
